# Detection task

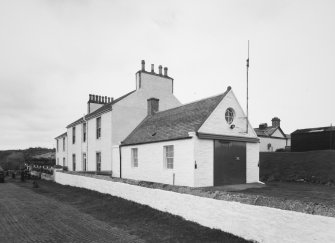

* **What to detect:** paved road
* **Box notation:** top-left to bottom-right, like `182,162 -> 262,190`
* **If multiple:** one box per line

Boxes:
0,182 -> 144,243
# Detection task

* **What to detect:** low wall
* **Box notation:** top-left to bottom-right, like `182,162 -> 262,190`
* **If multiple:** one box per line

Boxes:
55,171 -> 335,243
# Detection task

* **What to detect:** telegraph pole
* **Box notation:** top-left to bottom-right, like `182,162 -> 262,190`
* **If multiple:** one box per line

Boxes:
246,40 -> 250,133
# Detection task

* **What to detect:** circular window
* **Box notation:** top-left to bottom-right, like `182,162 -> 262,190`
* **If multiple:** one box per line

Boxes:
225,108 -> 235,124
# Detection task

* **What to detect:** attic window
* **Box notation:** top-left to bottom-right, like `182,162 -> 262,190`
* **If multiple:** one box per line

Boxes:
225,108 -> 235,124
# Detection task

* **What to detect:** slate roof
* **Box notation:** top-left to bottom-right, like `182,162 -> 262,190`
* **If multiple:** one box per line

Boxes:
121,90 -> 230,146
66,90 -> 135,128
55,132 -> 67,139
254,126 -> 278,137
292,126 -> 335,134
254,126 -> 286,138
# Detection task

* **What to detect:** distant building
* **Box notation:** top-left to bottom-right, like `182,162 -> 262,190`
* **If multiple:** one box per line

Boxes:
254,117 -> 290,152
291,126 -> 335,152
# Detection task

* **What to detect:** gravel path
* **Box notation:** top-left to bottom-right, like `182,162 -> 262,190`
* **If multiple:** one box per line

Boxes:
0,183 -> 144,243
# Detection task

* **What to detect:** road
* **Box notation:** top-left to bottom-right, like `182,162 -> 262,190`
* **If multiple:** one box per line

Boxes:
0,182 -> 143,243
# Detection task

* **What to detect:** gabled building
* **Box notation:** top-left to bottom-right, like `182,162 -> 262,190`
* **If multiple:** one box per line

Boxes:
254,117 -> 289,152
56,61 -> 181,173
120,87 -> 260,187
55,61 -> 260,187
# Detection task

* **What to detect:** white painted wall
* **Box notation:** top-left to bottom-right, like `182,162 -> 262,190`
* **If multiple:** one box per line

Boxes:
259,137 -> 287,152
246,142 -> 260,183
112,72 -> 181,146
88,102 -> 104,114
194,138 -> 213,187
86,112 -> 112,171
55,135 -> 67,167
199,90 -> 257,138
272,129 -> 285,138
121,138 -> 195,186
55,171 -> 335,243
65,71 -> 181,173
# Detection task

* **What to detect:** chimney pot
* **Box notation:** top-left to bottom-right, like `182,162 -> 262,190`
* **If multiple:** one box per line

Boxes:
95,95 -> 98,102
141,60 -> 145,71
111,97 -> 114,103
105,96 -> 107,103
151,64 -> 155,73
147,98 -> 159,116
158,65 -> 163,75
164,67 -> 168,76
102,96 -> 105,103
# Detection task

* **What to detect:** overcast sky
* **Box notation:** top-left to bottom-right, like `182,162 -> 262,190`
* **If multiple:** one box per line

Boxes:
1,0 -> 334,150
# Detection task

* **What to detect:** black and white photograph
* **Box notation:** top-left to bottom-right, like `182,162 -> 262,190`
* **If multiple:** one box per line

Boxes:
0,0 -> 334,242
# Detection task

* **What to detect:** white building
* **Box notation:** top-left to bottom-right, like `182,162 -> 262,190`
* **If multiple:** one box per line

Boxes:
55,61 -> 260,186
55,132 -> 67,167
254,117 -> 290,152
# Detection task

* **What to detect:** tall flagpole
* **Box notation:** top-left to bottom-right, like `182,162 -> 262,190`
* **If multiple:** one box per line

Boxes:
246,40 -> 250,133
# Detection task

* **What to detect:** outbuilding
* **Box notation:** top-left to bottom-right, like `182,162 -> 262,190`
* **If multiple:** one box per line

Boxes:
291,126 -> 335,152
120,86 -> 260,187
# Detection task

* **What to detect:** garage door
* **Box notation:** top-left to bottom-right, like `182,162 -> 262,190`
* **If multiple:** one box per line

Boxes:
214,140 -> 246,186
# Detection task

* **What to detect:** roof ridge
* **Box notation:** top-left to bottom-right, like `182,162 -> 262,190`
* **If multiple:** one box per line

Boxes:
66,90 -> 135,128
150,91 -> 228,117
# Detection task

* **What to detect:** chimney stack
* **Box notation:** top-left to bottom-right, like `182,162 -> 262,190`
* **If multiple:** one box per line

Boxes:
164,67 -> 168,76
147,98 -> 159,116
158,65 -> 163,76
272,117 -> 281,127
259,123 -> 268,129
151,64 -> 155,73
141,60 -> 145,71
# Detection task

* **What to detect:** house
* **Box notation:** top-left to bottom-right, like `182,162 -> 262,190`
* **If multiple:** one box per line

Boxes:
291,125 -> 335,152
55,132 -> 67,167
55,60 -> 181,173
119,86 -> 260,187
254,117 -> 289,152
55,61 -> 260,187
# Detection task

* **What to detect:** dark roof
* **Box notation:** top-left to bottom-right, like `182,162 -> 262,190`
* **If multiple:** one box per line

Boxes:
255,126 -> 286,138
254,126 -> 287,138
55,132 -> 67,139
66,90 -> 135,128
121,90 -> 230,146
292,126 -> 335,134
254,126 -> 278,137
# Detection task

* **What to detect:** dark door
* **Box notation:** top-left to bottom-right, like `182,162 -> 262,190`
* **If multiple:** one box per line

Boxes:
214,140 -> 246,186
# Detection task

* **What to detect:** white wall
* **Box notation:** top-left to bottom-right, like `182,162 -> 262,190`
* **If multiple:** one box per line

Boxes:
55,135 -> 67,167
246,142 -> 260,183
86,112 -> 112,171
55,171 -> 335,243
199,90 -> 257,138
194,138 -> 214,187
111,73 -> 181,146
259,137 -> 287,152
121,138 -> 195,186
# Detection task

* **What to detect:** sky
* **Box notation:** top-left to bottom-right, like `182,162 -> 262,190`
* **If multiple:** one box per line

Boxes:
0,0 -> 335,150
